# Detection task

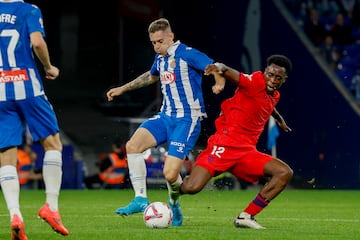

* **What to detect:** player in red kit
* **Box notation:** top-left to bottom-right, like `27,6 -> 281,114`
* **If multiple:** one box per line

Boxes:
180,54 -> 294,229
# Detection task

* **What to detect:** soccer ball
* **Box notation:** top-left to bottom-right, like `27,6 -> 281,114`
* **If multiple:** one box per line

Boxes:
143,202 -> 173,228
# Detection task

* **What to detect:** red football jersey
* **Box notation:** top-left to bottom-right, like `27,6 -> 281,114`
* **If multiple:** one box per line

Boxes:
215,71 -> 280,146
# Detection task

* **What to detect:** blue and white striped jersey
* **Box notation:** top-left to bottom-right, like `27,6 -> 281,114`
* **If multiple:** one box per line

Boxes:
150,41 -> 213,118
0,0 -> 45,101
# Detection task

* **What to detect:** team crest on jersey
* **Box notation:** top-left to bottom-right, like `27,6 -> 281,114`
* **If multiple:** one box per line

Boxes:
169,59 -> 176,69
160,71 -> 176,84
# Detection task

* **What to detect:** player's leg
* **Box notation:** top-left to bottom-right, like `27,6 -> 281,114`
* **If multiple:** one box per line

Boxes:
1,147 -> 28,240
175,148 -> 214,225
0,101 -> 28,239
260,158 -> 293,199
180,165 -> 212,194
1,147 -> 27,239
20,97 -> 64,212
37,133 -> 69,235
116,117 -> 161,215
241,158 -> 293,217
233,153 -> 293,229
40,133 -> 63,210
180,138 -> 224,194
163,155 -> 184,226
163,155 -> 184,203
164,116 -> 202,226
19,96 -> 69,235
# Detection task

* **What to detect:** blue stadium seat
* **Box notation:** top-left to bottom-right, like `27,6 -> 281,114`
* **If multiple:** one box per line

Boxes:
335,67 -> 356,89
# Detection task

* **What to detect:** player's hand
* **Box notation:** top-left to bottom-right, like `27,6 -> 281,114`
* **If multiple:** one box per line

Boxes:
212,73 -> 225,94
106,86 -> 125,101
205,64 -> 225,94
212,84 -> 224,94
205,62 -> 227,76
277,121 -> 292,132
204,64 -> 220,76
44,65 -> 59,80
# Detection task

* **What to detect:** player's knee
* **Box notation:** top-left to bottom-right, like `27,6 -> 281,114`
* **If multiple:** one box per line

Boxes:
186,185 -> 201,194
181,177 -> 202,194
125,141 -> 139,153
268,159 -> 293,183
163,170 -> 178,183
41,134 -> 62,151
278,165 -> 293,183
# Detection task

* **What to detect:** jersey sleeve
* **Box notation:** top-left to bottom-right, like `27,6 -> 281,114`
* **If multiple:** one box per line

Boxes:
239,71 -> 264,87
150,54 -> 160,76
26,4 -> 45,37
182,47 -> 213,71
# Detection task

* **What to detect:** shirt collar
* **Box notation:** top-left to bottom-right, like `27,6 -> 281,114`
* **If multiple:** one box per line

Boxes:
166,40 -> 181,56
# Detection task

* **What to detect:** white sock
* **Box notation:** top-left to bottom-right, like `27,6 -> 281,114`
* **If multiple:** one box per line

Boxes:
127,153 -> 147,198
43,150 -> 62,211
0,165 -> 22,220
167,175 -> 183,205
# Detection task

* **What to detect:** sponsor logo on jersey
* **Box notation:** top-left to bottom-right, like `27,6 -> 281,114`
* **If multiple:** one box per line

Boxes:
160,71 -> 176,84
0,70 -> 29,83
170,141 -> 185,153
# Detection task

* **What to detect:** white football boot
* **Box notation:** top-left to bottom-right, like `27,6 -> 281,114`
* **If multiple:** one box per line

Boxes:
234,212 -> 265,229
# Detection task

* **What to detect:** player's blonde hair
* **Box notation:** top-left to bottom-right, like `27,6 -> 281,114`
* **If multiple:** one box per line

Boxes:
148,18 -> 172,34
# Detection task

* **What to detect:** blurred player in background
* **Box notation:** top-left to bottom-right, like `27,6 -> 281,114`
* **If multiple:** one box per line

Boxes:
16,144 -> 43,189
106,18 -> 223,226
84,139 -> 128,189
180,55 -> 294,229
0,0 -> 69,238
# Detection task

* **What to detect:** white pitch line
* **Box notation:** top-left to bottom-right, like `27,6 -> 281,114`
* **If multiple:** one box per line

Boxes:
186,216 -> 360,223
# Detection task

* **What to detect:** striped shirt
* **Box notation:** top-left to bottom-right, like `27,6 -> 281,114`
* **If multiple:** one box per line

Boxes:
0,0 -> 45,101
150,41 -> 213,118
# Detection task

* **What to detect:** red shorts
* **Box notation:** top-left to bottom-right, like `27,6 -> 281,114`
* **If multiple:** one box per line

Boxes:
195,133 -> 273,183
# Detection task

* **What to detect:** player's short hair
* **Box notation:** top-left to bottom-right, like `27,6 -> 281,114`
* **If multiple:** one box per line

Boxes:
267,54 -> 292,74
148,18 -> 172,34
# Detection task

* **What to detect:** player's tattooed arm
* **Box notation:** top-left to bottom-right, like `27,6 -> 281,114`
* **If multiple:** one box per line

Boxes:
125,71 -> 159,91
106,71 -> 159,101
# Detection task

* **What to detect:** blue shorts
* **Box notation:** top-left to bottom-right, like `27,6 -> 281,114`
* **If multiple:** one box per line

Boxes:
0,95 -> 59,149
140,112 -> 201,159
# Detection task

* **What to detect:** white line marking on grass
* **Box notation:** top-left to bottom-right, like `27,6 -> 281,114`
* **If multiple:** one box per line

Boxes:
187,216 -> 360,223
265,217 -> 360,223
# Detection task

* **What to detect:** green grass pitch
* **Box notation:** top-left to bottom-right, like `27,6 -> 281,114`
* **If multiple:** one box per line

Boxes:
0,189 -> 359,239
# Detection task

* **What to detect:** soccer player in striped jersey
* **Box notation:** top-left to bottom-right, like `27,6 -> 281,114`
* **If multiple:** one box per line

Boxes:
180,55 -> 294,229
0,0 -> 69,238
107,18 -> 223,226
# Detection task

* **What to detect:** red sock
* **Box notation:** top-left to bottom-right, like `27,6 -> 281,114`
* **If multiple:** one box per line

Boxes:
243,193 -> 269,216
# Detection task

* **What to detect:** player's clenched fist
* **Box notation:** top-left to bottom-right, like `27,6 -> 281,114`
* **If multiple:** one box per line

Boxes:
106,86 -> 125,101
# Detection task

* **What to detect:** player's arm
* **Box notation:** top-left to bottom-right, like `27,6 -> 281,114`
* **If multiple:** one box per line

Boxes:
210,71 -> 225,94
30,31 -> 59,80
205,62 -> 240,84
106,71 -> 159,101
203,63 -> 226,94
272,108 -> 292,132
